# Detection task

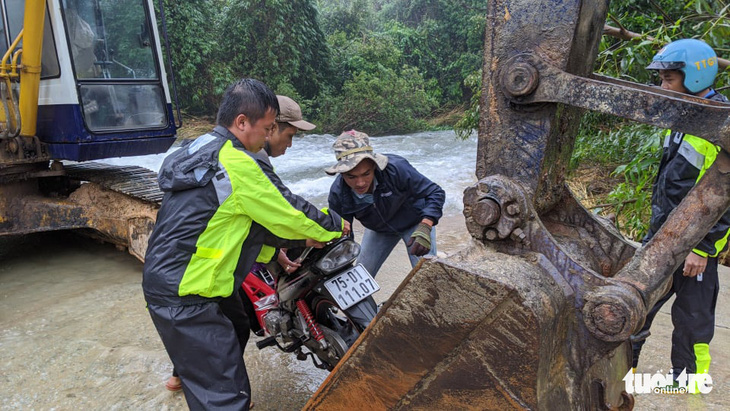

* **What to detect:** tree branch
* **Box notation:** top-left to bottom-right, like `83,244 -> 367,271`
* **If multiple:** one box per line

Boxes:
603,24 -> 729,71
648,0 -> 673,22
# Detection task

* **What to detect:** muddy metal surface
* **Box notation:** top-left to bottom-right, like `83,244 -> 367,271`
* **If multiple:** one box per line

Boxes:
1,216 -> 728,410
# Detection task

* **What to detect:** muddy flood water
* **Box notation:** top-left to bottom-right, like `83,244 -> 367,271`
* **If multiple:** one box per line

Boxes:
0,217 -> 471,410
2,219 -> 730,410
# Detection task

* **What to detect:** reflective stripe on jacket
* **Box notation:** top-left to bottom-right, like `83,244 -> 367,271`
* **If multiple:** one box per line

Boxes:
328,154 -> 445,234
646,90 -> 730,257
143,126 -> 343,306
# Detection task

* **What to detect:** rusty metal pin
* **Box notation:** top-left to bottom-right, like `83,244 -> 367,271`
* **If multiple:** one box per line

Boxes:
472,197 -> 501,227
583,285 -> 643,342
502,61 -> 539,98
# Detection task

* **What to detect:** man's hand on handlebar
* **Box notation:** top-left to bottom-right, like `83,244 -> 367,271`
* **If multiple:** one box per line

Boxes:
305,238 -> 328,248
342,220 -> 351,237
278,249 -> 301,274
304,220 -> 350,250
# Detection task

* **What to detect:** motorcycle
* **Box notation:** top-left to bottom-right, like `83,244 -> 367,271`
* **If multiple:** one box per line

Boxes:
241,237 -> 379,370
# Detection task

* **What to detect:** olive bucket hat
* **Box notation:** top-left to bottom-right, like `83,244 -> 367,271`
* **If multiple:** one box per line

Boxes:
325,130 -> 389,175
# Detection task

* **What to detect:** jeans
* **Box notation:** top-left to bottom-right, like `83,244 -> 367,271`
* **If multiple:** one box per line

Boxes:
356,223 -> 437,277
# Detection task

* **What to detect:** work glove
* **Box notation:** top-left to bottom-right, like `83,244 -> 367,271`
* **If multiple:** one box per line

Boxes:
406,222 -> 432,257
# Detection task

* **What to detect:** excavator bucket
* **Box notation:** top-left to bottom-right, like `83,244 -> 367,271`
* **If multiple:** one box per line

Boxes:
308,0 -> 730,408
307,252 -> 633,409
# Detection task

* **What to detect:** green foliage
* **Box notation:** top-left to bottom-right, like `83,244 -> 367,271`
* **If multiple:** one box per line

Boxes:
315,65 -> 436,135
312,26 -> 438,134
155,0 -> 484,131
316,0 -> 376,37
453,70 -> 481,140
159,0 -> 226,114
155,0 -> 728,148
376,0 -> 487,106
572,113 -> 631,168
573,118 -> 663,240
219,0 -> 331,101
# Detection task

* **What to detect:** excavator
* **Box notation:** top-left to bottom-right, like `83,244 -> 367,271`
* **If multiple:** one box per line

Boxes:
1,0 -> 176,261
4,0 -> 729,410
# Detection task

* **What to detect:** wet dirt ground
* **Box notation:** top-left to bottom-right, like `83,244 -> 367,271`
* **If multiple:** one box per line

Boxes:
1,216 -> 728,410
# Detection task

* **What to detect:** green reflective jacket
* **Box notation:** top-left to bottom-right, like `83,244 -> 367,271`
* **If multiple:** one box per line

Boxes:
143,126 -> 343,306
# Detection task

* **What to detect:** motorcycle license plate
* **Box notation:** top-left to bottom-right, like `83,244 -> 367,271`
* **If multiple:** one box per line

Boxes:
323,264 -> 380,310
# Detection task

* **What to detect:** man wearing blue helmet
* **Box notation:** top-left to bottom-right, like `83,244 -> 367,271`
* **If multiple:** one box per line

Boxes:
631,38 -> 730,387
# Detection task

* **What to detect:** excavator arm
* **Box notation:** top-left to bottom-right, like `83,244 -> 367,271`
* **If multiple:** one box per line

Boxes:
307,0 -> 730,409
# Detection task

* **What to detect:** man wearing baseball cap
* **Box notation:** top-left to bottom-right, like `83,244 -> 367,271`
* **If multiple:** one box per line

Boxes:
264,95 -> 316,157
327,130 -> 445,278
254,95 -> 323,276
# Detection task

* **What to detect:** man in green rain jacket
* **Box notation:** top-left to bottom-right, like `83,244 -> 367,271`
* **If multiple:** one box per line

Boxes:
142,79 -> 347,410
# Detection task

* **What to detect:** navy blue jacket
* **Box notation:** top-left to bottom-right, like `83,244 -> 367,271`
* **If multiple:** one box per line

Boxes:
328,154 -> 445,234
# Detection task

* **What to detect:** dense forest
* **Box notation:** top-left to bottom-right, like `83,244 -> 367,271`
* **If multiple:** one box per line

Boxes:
159,0 -> 729,240
160,0 -> 486,135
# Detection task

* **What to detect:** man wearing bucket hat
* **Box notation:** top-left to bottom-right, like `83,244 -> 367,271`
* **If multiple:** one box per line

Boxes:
327,130 -> 445,277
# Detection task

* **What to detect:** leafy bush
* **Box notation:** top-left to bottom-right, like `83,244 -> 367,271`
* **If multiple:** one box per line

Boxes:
159,0 -> 228,114
315,65 -> 436,135
218,0 -> 331,101
605,124 -> 663,240
571,118 -> 663,240
453,70 -> 481,140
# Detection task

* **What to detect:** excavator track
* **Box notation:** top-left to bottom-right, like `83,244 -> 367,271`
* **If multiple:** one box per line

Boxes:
0,161 -> 163,261
63,162 -> 164,206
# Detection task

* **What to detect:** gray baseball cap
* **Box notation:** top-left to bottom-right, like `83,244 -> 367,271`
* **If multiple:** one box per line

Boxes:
277,95 -> 316,131
325,130 -> 388,175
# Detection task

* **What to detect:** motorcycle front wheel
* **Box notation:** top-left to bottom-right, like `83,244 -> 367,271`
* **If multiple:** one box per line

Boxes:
318,325 -> 349,369
312,297 -> 362,347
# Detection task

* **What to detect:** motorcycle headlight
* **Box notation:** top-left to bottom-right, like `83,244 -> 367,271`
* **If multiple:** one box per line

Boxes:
315,240 -> 361,274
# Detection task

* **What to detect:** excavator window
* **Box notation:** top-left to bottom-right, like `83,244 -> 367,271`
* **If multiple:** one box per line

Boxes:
0,1 -> 60,78
61,0 -> 167,132
3,0 -> 22,50
40,11 -> 61,78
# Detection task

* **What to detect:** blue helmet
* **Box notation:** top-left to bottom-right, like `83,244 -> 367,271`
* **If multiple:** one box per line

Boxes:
646,38 -> 718,94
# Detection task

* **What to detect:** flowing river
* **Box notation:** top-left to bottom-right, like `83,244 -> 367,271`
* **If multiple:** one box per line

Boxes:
0,130 -> 477,410
102,129 -> 479,215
